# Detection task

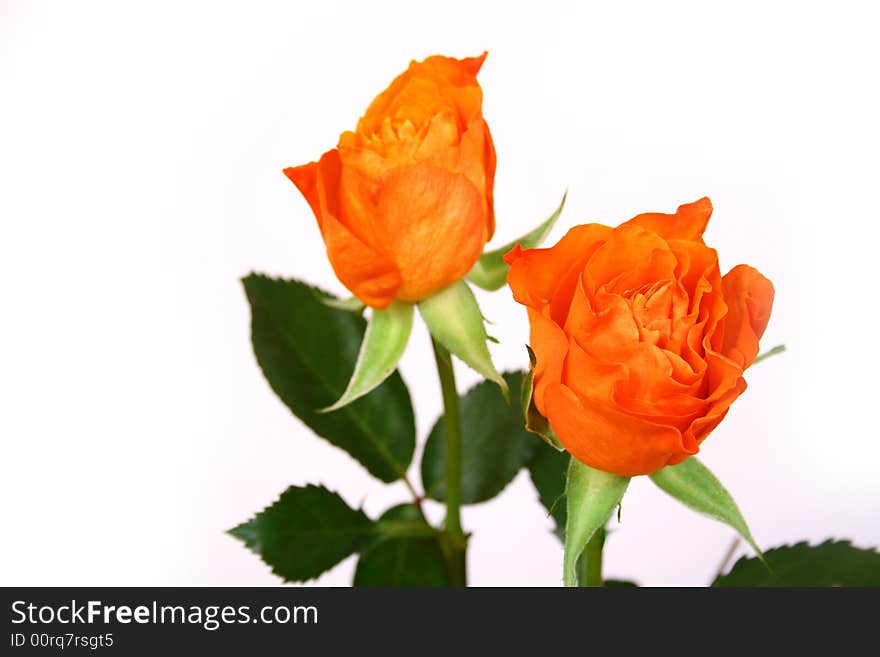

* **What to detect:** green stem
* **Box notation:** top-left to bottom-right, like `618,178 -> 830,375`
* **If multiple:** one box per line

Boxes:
580,527 -> 605,587
431,337 -> 467,587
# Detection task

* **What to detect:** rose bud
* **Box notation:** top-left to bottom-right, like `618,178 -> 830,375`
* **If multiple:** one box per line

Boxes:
285,53 -> 496,308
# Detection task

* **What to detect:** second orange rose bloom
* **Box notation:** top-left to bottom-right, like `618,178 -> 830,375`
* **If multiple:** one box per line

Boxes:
506,199 -> 774,476
285,54 -> 496,308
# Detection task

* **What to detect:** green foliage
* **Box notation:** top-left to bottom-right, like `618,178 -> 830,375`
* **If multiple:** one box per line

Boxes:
322,300 -> 413,412
229,485 -> 373,582
753,344 -> 786,364
521,346 -> 564,450
650,457 -> 761,559
468,192 -> 567,291
353,505 -> 449,587
563,459 -> 630,587
713,540 -> 880,587
418,280 -> 507,398
422,371 -> 538,504
320,295 -> 365,313
243,274 -> 415,482
527,440 -> 569,538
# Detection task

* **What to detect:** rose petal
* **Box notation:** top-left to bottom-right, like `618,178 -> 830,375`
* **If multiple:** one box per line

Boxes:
679,375 -> 748,455
584,224 -> 677,295
528,306 -> 569,417
624,197 -> 714,242
544,382 -> 690,476
720,264 -> 775,368
455,117 -> 496,240
504,223 -> 611,312
357,54 -> 486,139
377,163 -> 485,302
284,150 -> 402,308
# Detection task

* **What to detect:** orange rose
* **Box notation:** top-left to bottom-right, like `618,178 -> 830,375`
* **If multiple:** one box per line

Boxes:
284,54 -> 496,308
505,198 -> 774,476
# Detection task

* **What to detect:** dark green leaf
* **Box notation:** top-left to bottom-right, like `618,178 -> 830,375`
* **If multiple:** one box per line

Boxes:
354,505 -> 449,587
527,440 -> 570,539
713,540 -> 880,587
422,371 -> 538,504
604,579 -> 639,587
229,485 -> 373,582
243,274 -> 415,482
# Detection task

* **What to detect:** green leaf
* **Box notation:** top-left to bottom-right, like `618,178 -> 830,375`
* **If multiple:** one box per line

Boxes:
353,505 -> 449,587
521,345 -> 564,450
604,579 -> 639,587
418,280 -> 507,398
713,540 -> 880,587
243,274 -> 415,482
422,371 -> 537,504
564,458 -> 630,587
229,485 -> 373,582
527,440 -> 570,539
753,343 -> 786,364
468,192 -> 567,291
320,295 -> 365,313
321,300 -> 414,412
649,456 -> 761,558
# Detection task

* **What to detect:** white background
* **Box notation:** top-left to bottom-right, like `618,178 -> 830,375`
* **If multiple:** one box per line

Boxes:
2,0 -> 878,586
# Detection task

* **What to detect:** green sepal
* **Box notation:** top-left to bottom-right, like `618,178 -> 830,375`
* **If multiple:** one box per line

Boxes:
753,343 -> 786,365
418,280 -> 508,399
467,192 -> 567,291
563,458 -> 630,587
521,346 -> 564,450
320,295 -> 365,313
321,300 -> 414,412
650,456 -> 763,561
